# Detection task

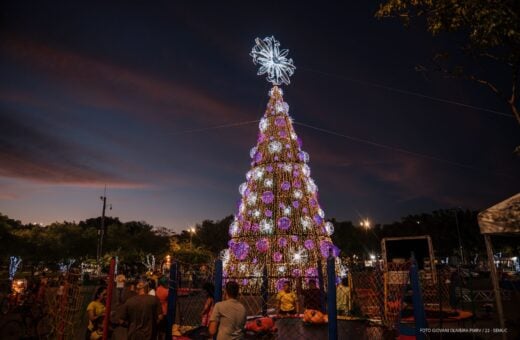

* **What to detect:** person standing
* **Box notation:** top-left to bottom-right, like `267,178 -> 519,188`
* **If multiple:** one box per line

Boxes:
148,279 -> 156,296
208,281 -> 246,340
276,281 -> 298,315
120,281 -> 163,340
302,279 -> 322,311
86,287 -> 106,340
116,272 -> 126,304
336,277 -> 351,316
155,277 -> 169,340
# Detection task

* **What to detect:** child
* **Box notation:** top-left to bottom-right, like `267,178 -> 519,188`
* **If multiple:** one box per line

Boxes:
90,316 -> 104,340
276,281 -> 298,315
201,282 -> 214,327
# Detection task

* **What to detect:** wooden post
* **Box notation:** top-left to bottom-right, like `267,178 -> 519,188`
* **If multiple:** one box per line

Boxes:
484,235 -> 506,340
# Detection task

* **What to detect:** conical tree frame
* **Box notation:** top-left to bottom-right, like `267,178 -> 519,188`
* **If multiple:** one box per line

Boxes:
223,86 -> 339,293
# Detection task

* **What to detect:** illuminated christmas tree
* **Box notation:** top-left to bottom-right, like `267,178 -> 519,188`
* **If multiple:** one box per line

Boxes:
223,37 -> 339,292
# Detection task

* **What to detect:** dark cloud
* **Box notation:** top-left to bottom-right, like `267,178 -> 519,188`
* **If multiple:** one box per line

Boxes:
0,108 -> 142,187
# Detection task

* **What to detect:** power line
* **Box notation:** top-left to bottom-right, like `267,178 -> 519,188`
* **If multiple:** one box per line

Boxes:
165,118 -> 512,178
293,121 -> 514,179
303,67 -> 515,119
167,120 -> 259,135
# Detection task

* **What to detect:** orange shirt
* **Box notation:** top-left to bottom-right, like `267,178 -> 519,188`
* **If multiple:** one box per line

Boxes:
155,286 -> 168,315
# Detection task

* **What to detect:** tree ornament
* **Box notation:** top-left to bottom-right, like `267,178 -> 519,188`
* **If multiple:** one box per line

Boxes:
250,36 -> 296,86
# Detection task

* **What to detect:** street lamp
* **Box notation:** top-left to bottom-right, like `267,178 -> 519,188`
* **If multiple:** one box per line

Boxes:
360,218 -> 371,230
189,227 -> 196,248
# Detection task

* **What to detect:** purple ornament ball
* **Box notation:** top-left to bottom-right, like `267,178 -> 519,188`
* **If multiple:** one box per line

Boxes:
304,239 -> 315,250
261,191 -> 274,204
256,238 -> 269,253
277,217 -> 291,231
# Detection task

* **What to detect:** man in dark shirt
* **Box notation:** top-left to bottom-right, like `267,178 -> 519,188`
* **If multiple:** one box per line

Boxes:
302,279 -> 322,311
120,281 -> 163,340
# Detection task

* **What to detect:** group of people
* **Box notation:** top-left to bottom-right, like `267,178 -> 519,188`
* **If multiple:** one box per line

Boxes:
85,272 -> 352,340
276,277 -> 351,316
85,271 -> 170,340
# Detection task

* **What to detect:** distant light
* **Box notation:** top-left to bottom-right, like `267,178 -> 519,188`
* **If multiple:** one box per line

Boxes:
360,219 -> 371,229
370,254 -> 376,260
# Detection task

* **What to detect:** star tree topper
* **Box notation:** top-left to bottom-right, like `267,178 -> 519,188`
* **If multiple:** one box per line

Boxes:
251,36 -> 296,86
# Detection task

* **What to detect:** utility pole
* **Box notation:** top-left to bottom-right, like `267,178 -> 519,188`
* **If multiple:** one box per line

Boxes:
453,209 -> 464,265
96,186 -> 108,267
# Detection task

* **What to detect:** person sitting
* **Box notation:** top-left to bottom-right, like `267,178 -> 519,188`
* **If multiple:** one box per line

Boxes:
201,282 -> 214,327
85,287 -> 106,340
90,316 -> 104,340
276,281 -> 298,316
302,279 -> 322,311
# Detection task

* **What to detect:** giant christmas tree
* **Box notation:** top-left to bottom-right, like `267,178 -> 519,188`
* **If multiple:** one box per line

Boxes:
223,37 -> 339,293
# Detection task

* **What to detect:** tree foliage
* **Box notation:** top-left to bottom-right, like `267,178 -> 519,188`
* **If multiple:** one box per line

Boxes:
0,213 -> 171,265
191,215 -> 233,255
376,0 -> 520,126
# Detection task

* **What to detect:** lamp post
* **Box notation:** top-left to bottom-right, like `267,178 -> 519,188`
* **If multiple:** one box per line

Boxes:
360,218 -> 371,230
189,227 -> 196,248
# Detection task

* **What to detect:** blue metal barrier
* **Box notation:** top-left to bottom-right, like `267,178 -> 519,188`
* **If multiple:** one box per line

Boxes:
166,261 -> 178,340
327,254 -> 338,340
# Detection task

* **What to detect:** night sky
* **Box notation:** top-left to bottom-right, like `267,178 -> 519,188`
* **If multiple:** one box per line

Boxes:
1,1 -> 518,232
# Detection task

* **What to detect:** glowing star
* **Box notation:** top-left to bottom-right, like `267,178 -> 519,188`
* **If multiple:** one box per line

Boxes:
283,206 -> 292,216
260,219 -> 273,233
299,151 -> 310,163
278,265 -> 286,273
306,178 -> 317,193
293,190 -> 303,199
292,248 -> 307,263
290,132 -> 297,140
275,101 -> 290,114
253,209 -> 261,218
283,163 -> 292,172
250,146 -> 257,159
247,192 -> 257,206
220,249 -> 230,266
300,216 -> 312,230
239,183 -> 248,195
324,221 -> 334,236
259,118 -> 269,132
268,141 -> 282,154
229,221 -> 239,236
253,167 -> 264,180
250,36 -> 296,86
302,164 -> 311,176
264,178 -> 273,187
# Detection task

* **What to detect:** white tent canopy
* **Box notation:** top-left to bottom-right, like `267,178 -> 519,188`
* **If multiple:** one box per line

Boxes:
478,193 -> 520,234
477,192 -> 520,339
